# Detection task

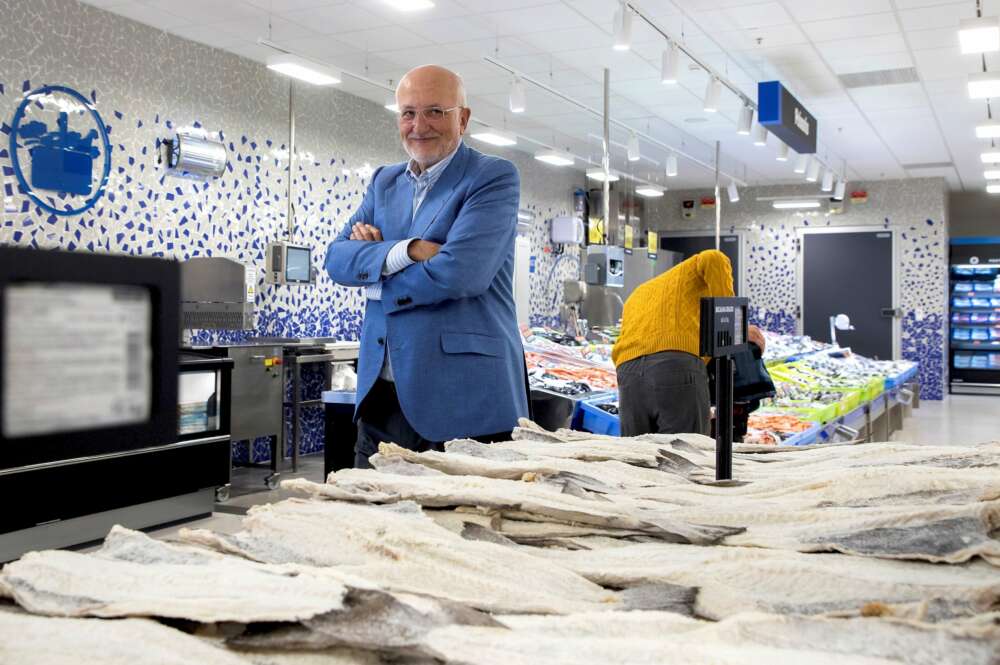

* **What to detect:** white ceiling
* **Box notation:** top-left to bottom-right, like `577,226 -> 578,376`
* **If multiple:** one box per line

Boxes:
80,0 -> 1000,191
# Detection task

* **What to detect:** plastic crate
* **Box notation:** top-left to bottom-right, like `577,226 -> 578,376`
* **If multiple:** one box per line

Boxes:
884,365 -> 918,390
572,391 -> 621,436
780,423 -> 822,446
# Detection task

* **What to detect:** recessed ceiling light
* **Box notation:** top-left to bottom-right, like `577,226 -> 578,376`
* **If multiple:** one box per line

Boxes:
635,184 -> 664,197
586,168 -> 620,182
383,0 -> 435,11
976,123 -> 1000,138
534,149 -> 574,166
985,169 -> 1000,179
470,130 -> 516,147
773,199 -> 821,209
981,151 -> 1000,163
968,72 -> 1000,99
959,17 -> 1000,54
988,183 -> 1000,194
266,54 -> 340,86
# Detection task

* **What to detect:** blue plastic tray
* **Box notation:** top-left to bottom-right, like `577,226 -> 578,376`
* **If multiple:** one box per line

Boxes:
572,391 -> 620,436
779,423 -> 822,447
884,365 -> 918,390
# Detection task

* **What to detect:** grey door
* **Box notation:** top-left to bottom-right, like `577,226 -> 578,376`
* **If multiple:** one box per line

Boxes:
802,231 -> 894,359
660,234 -> 741,295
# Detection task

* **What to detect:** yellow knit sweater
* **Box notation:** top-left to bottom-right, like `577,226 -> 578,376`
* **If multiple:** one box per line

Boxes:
612,249 -> 735,367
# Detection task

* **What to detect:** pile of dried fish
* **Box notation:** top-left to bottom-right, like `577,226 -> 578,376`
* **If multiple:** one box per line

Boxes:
1,420 -> 999,664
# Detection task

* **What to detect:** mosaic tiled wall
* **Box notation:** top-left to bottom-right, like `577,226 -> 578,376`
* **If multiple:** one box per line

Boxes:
0,0 -> 580,462
643,178 -> 950,399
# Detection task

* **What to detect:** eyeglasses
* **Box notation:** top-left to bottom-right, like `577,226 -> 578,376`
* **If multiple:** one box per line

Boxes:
397,106 -> 462,123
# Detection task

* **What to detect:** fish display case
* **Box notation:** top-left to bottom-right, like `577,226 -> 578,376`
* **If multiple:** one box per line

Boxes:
949,238 -> 1000,395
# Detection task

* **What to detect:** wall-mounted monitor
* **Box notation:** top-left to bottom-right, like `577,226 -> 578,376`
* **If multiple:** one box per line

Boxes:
265,241 -> 313,285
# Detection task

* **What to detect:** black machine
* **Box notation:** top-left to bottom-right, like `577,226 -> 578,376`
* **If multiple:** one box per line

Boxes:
0,247 -> 231,562
700,296 -> 752,481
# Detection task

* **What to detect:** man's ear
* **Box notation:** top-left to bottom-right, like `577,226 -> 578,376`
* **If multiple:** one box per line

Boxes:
459,107 -> 471,134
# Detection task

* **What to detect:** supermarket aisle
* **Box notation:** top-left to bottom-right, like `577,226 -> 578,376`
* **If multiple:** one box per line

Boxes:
893,395 -> 999,446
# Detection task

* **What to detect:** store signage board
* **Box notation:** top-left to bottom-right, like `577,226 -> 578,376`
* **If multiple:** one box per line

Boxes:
757,81 -> 817,154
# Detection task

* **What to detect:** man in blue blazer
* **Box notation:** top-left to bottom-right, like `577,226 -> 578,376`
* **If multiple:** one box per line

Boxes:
325,65 -> 528,468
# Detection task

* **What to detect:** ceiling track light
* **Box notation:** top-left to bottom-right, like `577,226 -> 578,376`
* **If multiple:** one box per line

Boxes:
703,77 -> 721,113
627,131 -> 641,161
776,142 -> 789,161
752,124 -> 768,146
959,16 -> 1000,54
968,72 -> 1000,99
613,1 -> 632,51
736,104 -> 753,135
534,149 -> 574,166
508,77 -> 526,113
665,152 -> 678,177
806,158 -> 821,182
793,153 -> 809,174
820,167 -> 834,192
727,181 -> 740,203
661,42 -> 679,84
833,179 -> 847,201
266,53 -> 341,86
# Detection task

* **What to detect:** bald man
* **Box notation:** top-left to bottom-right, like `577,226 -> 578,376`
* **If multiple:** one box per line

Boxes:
325,65 -> 528,468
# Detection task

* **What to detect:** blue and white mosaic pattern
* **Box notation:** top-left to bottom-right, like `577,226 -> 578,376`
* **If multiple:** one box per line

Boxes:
0,0 -> 582,460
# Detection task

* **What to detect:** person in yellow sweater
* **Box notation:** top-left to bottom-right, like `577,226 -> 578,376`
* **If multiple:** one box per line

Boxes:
612,249 -> 765,436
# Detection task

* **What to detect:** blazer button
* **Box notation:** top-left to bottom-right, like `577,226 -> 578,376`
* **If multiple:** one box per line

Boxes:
377,337 -> 384,345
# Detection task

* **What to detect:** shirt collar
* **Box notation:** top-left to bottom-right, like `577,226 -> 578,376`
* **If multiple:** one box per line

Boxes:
406,140 -> 462,182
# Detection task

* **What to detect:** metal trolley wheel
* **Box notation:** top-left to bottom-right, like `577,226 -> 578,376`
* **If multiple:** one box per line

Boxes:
265,473 -> 281,490
214,485 -> 231,503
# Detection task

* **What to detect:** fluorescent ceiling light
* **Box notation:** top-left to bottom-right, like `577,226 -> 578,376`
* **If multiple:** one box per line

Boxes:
981,151 -> 1000,163
266,53 -> 340,86
806,158 -> 821,182
985,169 -> 1000,179
383,0 -> 435,10
587,168 -> 620,182
736,105 -> 753,135
793,153 -> 809,174
470,130 -> 516,147
534,149 -> 573,166
661,43 -> 679,84
821,168 -> 834,192
773,199 -> 821,210
703,77 -> 721,112
833,179 -> 847,201
727,181 -> 739,203
976,123 -> 1000,138
776,142 -> 789,161
627,132 -> 640,161
989,184 -> 1000,194
752,123 -> 768,146
959,17 -> 1000,54
508,77 -> 526,113
613,2 -> 632,51
665,152 -> 678,177
635,184 -> 664,197
968,72 -> 1000,99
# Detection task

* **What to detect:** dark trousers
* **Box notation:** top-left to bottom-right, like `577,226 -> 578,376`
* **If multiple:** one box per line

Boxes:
354,379 -> 512,469
616,351 -> 711,437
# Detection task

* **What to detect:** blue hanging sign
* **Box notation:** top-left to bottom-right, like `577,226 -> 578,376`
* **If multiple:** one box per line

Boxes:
757,81 -> 817,155
9,84 -> 112,216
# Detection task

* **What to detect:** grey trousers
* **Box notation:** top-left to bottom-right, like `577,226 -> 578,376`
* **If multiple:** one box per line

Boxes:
616,351 -> 711,437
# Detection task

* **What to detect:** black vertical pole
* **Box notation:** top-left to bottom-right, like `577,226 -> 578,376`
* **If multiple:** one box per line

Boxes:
715,356 -> 734,480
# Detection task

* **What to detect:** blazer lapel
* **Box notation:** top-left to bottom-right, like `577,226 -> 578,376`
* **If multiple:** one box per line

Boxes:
382,170 -> 414,240
409,142 -> 469,239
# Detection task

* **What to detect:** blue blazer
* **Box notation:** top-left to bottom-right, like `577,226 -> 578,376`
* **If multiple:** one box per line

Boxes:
325,142 -> 528,442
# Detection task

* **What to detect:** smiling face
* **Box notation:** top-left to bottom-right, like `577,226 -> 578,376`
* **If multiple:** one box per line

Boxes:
396,65 -> 471,171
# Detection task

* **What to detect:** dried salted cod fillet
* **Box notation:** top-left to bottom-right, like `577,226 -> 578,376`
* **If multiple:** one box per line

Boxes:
236,649 -> 387,665
422,611 -> 900,665
483,611 -> 1000,665
0,612 -> 253,665
536,542 -> 1000,622
284,472 -> 743,545
426,508 -> 651,543
180,498 -> 618,614
0,526 -> 348,622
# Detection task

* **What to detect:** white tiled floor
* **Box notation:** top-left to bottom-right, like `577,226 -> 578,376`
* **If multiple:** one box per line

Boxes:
892,395 -> 999,446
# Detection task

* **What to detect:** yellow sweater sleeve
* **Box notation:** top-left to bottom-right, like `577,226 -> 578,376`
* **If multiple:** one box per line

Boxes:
697,250 -> 735,298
